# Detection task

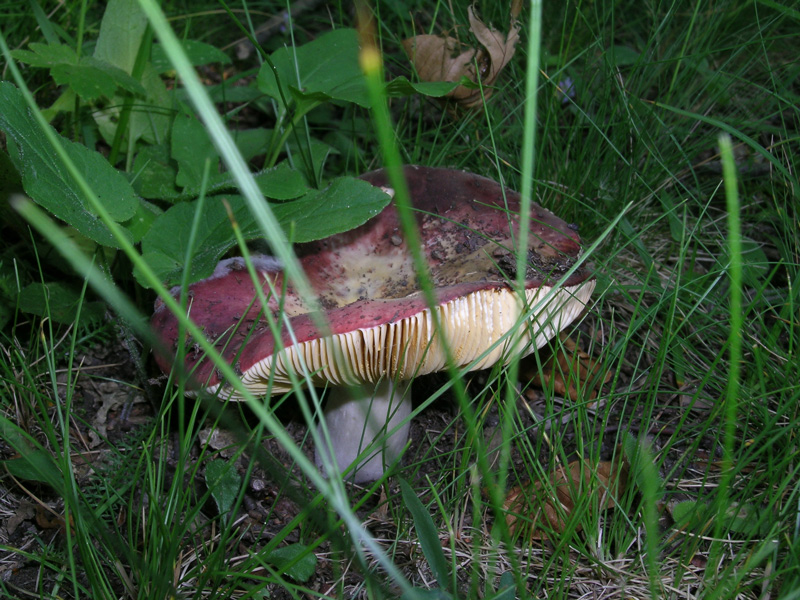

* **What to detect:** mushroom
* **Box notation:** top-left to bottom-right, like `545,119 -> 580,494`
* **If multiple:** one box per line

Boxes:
151,166 -> 595,483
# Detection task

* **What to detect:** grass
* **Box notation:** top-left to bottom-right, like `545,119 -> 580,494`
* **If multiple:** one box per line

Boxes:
1,0 -> 799,598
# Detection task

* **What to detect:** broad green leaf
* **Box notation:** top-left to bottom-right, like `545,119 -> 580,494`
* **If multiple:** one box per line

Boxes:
179,161 -> 309,202
126,63 -> 172,146
12,43 -> 145,101
171,112 -> 222,189
0,82 -> 138,247
151,39 -> 231,73
121,197 -> 161,242
286,138 -> 338,185
3,450 -> 63,489
11,42 -> 78,67
93,0 -> 148,75
18,282 -> 105,324
385,76 -> 462,98
205,459 -> 241,518
131,144 -> 179,200
138,176 -> 389,286
263,544 -> 317,582
138,198 -> 239,287
207,74 -> 264,104
0,147 -> 23,200
607,45 -> 641,67
263,176 -> 391,243
51,57 -> 146,101
231,128 -> 273,162
671,500 -> 769,537
257,28 -> 369,109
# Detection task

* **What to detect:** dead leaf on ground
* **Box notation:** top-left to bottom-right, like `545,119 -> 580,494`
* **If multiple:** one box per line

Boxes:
504,458 -> 628,541
402,5 -> 520,109
524,332 -> 611,401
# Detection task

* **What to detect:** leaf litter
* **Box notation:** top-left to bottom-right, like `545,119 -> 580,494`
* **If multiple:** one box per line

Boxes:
402,4 -> 521,109
504,456 -> 629,541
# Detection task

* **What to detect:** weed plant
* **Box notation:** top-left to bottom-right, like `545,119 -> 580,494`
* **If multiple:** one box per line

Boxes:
1,1 -> 798,599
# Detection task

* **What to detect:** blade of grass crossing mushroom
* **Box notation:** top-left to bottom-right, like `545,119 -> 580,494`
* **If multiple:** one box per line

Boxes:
499,0 -> 544,520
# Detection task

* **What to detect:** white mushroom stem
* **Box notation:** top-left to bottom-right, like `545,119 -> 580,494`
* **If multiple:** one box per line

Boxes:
315,379 -> 412,483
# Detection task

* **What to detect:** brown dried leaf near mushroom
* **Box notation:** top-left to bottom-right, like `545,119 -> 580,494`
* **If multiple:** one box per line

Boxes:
402,6 -> 521,109
504,458 -> 628,541
150,166 -> 595,483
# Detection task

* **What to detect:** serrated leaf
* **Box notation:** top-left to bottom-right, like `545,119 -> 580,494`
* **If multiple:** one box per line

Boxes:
138,198 -> 239,287
177,160 -> 308,201
264,176 -> 390,243
151,39 -> 231,73
205,459 -> 241,518
264,544 -> 317,582
0,82 -> 138,247
51,57 -> 145,101
257,28 -> 369,109
138,176 -> 389,287
11,42 -> 77,67
51,62 -> 118,100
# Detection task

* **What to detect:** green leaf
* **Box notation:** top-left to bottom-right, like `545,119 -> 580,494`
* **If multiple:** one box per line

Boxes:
257,28 -> 369,109
0,82 -> 138,247
385,76 -> 462,98
3,450 -> 63,489
399,479 -> 451,592
11,42 -> 78,67
138,197 -> 241,287
18,282 -> 105,324
93,0 -> 148,75
121,198 -> 160,242
263,544 -> 317,582
177,160 -> 309,202
51,57 -> 146,101
131,144 -> 179,200
171,112 -> 222,189
205,459 -> 241,518
607,45 -> 641,67
138,176 -> 389,287
492,572 -> 516,600
151,39 -> 231,73
231,128 -> 273,162
12,43 -> 145,101
264,176 -> 391,243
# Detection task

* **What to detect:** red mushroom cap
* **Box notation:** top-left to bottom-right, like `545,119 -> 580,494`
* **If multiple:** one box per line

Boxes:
151,166 -> 595,398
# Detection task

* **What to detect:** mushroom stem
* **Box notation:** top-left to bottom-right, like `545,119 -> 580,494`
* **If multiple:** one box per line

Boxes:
315,379 -> 412,483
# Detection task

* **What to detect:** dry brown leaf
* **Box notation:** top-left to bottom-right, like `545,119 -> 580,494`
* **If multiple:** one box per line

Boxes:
504,458 -> 628,541
525,332 -> 611,401
402,6 -> 520,109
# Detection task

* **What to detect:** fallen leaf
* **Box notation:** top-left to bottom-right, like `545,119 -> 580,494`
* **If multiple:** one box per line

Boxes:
35,505 -> 73,535
524,332 -> 611,401
504,458 -> 628,540
402,6 -> 520,109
